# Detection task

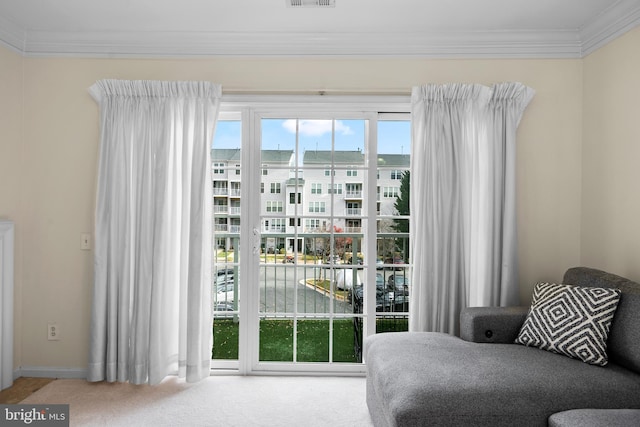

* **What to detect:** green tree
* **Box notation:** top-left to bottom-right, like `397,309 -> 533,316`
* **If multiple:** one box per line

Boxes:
393,171 -> 410,261
393,171 -> 410,231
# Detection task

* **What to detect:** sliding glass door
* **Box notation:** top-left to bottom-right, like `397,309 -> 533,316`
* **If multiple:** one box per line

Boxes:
211,98 -> 410,374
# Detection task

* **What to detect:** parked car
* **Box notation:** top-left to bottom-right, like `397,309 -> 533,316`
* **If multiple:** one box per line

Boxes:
215,267 -> 234,277
388,273 -> 410,296
213,302 -> 236,319
346,256 -> 363,265
216,273 -> 234,285
216,282 -> 235,303
350,273 -> 404,313
216,290 -> 235,304
216,281 -> 234,292
385,256 -> 405,270
324,253 -> 342,265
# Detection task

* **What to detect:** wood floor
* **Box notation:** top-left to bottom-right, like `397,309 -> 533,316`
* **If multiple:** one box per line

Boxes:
0,377 -> 55,404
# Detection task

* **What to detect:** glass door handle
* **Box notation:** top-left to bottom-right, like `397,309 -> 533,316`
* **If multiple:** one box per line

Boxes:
252,228 -> 261,255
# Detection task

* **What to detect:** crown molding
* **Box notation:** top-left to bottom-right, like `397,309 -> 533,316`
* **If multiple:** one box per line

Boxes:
0,15 -> 24,53
1,4 -> 639,59
580,0 -> 640,56
17,29 -> 584,59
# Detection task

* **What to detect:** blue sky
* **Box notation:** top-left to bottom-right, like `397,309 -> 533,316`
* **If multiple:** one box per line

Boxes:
213,119 -> 410,155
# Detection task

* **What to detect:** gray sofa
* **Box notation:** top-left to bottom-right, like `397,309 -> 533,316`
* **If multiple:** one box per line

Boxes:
364,267 -> 640,426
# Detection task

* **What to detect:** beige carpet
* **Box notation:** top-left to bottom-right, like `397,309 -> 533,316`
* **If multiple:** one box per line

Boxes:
21,375 -> 373,427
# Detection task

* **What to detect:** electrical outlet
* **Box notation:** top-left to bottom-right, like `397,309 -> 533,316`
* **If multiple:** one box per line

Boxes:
80,233 -> 91,250
48,323 -> 60,341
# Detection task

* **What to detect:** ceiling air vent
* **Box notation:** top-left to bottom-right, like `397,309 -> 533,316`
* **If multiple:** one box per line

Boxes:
287,0 -> 335,8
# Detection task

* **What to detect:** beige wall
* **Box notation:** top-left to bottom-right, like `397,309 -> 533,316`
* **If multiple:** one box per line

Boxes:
0,45 -> 24,371
3,47 -> 586,371
582,27 -> 640,281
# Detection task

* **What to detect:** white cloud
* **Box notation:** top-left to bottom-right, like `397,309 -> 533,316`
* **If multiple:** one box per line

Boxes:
282,119 -> 353,137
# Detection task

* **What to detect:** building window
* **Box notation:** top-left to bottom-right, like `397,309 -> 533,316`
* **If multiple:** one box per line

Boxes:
266,201 -> 283,212
346,169 -> 357,177
305,219 -> 321,230
213,163 -> 225,174
391,170 -> 402,180
383,186 -> 399,198
328,183 -> 343,194
270,183 -> 281,194
267,218 -> 286,232
311,183 -> 322,194
308,201 -> 326,213
289,192 -> 301,204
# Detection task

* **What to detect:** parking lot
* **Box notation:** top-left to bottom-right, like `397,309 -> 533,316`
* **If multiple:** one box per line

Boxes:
214,260 -> 409,315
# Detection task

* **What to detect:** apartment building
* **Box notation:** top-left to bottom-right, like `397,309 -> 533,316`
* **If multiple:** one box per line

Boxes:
211,148 -> 410,257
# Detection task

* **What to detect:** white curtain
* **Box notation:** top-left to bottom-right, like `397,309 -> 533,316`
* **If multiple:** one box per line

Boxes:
87,80 -> 221,385
409,82 -> 534,335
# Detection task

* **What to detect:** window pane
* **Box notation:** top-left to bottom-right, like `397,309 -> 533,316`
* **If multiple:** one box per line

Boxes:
258,118 -> 370,363
375,120 -> 411,331
259,318 -> 293,362
212,119 -> 242,361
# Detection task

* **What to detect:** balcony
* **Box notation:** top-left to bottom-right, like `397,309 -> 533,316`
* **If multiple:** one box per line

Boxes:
346,208 -> 362,216
344,191 -> 362,200
214,205 -> 229,214
215,224 -> 241,233
213,188 -> 229,196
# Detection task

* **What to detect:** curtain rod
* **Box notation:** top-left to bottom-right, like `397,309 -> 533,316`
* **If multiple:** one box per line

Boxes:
222,89 -> 412,97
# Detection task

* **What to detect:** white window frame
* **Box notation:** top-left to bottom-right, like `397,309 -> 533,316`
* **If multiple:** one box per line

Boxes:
214,95 -> 410,376
308,201 -> 326,213
328,183 -> 343,194
266,200 -> 283,212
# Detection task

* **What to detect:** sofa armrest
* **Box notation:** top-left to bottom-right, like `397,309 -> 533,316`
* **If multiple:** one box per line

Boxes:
460,306 -> 529,343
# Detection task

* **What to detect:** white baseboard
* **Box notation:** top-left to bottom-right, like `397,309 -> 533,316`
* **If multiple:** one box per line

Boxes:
14,366 -> 87,380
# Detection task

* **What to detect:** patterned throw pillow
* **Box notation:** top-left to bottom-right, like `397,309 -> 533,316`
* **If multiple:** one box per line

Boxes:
515,282 -> 621,366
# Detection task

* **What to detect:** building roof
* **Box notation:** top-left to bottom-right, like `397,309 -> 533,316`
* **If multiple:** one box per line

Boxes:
211,149 -> 295,164
377,154 -> 410,167
303,150 -> 365,165
211,148 -> 241,162
212,149 -> 409,168
261,150 -> 294,164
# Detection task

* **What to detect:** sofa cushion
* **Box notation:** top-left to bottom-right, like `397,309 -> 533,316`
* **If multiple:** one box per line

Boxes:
548,409 -> 640,427
563,267 -> 640,375
365,332 -> 640,427
515,282 -> 620,366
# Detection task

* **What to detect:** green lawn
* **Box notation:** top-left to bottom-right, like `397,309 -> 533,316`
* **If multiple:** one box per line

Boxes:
212,317 -> 408,362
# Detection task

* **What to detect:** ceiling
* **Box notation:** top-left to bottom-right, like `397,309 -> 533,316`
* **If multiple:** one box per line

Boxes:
1,0 -> 639,58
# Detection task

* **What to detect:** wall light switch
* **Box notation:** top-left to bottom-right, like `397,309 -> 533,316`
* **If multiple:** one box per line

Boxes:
80,233 -> 91,250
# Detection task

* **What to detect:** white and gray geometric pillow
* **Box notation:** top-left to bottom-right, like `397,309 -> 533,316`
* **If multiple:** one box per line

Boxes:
515,282 -> 621,366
